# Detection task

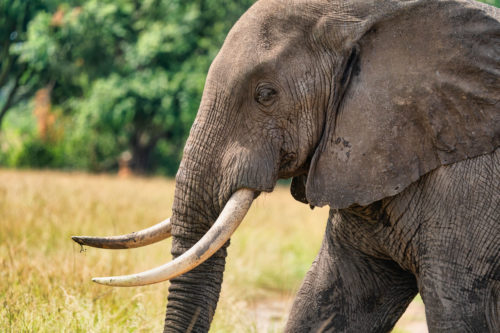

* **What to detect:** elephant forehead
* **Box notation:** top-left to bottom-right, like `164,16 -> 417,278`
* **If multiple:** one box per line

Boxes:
227,1 -> 314,49
208,0 -> 321,88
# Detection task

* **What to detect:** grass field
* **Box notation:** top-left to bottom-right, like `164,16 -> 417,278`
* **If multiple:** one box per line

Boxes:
0,169 -> 425,332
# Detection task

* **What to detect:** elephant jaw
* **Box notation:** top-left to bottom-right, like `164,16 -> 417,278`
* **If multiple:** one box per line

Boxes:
72,188 -> 255,286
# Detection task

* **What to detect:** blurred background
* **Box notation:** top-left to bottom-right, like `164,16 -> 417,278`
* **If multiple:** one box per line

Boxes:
0,0 -> 255,176
1,1 -> 498,332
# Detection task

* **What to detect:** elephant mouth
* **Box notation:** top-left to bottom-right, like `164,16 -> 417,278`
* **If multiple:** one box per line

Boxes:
278,151 -> 300,177
291,174 -> 309,204
72,188 -> 255,286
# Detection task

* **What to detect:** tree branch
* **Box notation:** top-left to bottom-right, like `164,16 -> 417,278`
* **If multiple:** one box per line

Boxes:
0,70 -> 23,130
0,53 -> 14,89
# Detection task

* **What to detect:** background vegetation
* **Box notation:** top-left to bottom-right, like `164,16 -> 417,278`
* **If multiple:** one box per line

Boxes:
2,0 -> 498,176
1,0 -> 254,175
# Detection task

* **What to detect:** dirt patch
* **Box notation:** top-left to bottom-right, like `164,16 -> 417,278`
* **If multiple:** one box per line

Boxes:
248,296 -> 292,332
248,297 -> 427,332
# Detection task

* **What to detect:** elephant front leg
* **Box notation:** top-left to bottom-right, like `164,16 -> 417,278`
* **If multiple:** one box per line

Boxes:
285,216 -> 418,332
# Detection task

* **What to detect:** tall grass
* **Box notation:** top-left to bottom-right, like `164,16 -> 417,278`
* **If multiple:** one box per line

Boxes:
0,170 -> 424,332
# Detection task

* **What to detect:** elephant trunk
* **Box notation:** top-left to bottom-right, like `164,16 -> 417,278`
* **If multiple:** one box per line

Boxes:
164,190 -> 255,332
164,235 -> 227,332
163,177 -> 221,331
164,101 -> 237,332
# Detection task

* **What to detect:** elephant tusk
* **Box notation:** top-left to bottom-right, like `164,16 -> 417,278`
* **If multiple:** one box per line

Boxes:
91,188 -> 254,287
72,218 -> 172,249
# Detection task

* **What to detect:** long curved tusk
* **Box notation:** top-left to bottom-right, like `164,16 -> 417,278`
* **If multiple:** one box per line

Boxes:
92,188 -> 254,287
72,218 -> 172,249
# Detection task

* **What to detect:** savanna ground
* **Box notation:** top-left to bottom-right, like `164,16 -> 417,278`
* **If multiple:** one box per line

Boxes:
0,169 -> 426,332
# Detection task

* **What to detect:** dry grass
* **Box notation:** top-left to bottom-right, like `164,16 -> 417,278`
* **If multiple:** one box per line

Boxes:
0,169 -> 425,332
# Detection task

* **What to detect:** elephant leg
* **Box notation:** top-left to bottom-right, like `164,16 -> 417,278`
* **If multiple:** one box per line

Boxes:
285,211 -> 418,332
415,223 -> 500,333
419,272 -> 499,333
390,150 -> 500,333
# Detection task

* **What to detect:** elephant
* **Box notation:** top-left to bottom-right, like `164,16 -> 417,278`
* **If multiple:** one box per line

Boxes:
73,0 -> 500,331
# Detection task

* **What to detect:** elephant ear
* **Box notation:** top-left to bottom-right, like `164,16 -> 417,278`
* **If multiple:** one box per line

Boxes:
306,0 -> 500,209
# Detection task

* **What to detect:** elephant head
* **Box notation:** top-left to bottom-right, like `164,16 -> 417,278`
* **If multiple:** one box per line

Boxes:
73,0 -> 499,331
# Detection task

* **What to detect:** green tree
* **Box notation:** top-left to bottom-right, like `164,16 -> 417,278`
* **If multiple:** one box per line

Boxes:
482,0 -> 500,7
0,0 -> 56,129
15,0 -> 254,174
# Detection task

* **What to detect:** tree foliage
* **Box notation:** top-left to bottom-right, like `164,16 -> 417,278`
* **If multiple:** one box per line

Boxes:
0,0 -> 61,128
2,0 -> 254,174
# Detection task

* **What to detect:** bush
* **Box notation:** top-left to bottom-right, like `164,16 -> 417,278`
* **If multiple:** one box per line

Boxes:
13,137 -> 56,168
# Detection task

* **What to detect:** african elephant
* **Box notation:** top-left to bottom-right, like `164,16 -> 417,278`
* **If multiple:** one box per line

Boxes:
73,0 -> 500,331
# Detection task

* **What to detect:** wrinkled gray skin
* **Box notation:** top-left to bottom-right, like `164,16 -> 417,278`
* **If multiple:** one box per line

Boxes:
165,0 -> 500,332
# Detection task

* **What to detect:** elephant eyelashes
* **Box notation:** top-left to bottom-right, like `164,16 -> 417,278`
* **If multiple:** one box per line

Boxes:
255,85 -> 277,106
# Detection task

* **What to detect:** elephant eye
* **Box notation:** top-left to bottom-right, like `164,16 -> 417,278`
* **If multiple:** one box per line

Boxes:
255,86 -> 277,106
